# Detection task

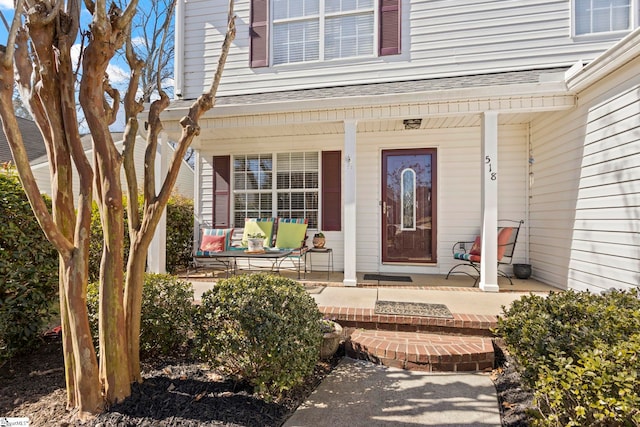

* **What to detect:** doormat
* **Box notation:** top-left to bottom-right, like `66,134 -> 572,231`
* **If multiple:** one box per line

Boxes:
374,300 -> 453,318
363,274 -> 413,282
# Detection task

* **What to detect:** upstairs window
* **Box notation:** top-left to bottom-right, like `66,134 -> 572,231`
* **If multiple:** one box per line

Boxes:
250,0 -> 400,68
574,0 -> 633,35
272,0 -> 374,65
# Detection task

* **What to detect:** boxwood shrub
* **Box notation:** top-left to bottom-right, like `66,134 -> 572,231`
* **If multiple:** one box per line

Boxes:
496,289 -> 640,426
87,273 -> 195,357
0,168 -> 58,363
193,273 -> 323,398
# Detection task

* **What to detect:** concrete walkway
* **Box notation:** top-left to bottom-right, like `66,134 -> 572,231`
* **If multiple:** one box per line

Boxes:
284,358 -> 501,427
188,277 -> 553,427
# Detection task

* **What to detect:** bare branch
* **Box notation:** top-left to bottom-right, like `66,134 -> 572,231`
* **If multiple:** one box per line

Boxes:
2,0 -> 25,68
41,0 -> 63,26
207,0 -> 236,98
155,0 -> 175,91
118,0 -> 140,30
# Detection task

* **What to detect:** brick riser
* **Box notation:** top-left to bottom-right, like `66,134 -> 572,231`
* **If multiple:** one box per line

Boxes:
318,306 -> 497,337
346,330 -> 495,372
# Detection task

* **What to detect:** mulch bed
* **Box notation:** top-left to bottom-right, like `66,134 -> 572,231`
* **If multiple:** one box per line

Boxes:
1,337 -> 533,426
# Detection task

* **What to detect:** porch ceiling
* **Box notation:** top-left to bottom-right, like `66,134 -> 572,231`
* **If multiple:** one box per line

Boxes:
186,112 -> 540,147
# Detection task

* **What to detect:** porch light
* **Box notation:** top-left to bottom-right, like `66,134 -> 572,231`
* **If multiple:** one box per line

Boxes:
403,118 -> 422,130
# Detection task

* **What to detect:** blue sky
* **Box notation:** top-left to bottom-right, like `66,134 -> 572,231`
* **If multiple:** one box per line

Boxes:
0,0 -> 167,131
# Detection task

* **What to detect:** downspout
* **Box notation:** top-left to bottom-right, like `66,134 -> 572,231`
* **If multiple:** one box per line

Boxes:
174,0 -> 185,99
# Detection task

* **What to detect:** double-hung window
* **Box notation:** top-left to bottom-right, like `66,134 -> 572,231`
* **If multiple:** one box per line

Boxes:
272,0 -> 374,65
233,152 -> 319,229
250,0 -> 400,67
574,0 -> 635,36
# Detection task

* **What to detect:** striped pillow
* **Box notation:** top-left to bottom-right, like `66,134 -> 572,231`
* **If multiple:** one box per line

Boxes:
197,228 -> 233,255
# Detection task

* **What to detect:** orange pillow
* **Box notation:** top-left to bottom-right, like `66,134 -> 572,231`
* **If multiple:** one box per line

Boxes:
200,234 -> 225,252
497,227 -> 513,260
469,236 -> 482,255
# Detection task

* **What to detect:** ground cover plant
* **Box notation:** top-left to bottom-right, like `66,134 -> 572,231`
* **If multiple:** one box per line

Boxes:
496,289 -> 640,426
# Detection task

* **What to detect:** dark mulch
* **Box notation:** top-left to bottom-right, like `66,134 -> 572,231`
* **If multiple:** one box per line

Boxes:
492,340 -> 535,427
0,337 -> 342,427
1,337 -> 534,426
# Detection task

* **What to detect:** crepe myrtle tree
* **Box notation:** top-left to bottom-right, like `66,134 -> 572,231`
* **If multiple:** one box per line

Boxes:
0,0 -> 235,419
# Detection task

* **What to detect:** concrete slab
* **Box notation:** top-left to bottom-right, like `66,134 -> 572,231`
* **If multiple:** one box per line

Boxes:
284,358 -> 501,427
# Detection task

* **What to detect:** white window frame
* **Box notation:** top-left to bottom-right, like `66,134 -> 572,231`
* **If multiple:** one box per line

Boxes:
572,0 -> 639,38
232,152 -> 320,229
271,0 -> 377,66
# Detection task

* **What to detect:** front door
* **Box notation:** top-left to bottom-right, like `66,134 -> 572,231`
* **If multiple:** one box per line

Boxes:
382,149 -> 437,263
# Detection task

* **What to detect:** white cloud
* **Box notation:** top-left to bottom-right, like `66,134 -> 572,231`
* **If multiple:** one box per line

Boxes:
0,1 -> 14,10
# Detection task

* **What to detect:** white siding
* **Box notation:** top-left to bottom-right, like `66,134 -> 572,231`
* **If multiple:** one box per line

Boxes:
181,0 -> 625,98
196,123 -> 529,274
530,58 -> 640,292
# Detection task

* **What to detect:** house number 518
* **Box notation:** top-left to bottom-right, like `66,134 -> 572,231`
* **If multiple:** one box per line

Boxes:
485,156 -> 497,181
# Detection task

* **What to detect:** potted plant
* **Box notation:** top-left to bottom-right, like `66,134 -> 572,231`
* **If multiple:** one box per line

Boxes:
319,319 -> 342,359
312,232 -> 326,248
246,232 -> 266,252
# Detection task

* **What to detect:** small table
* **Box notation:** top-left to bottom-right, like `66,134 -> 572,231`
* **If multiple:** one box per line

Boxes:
307,247 -> 333,280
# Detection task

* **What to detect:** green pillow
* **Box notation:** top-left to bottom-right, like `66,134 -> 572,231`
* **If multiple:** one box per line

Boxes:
275,222 -> 308,249
241,219 -> 274,248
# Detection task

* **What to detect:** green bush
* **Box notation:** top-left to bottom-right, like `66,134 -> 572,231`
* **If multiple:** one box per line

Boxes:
88,195 -> 194,281
165,195 -> 193,274
194,273 -> 323,398
87,273 -> 195,357
496,289 -> 640,425
0,168 -> 59,363
533,336 -> 640,426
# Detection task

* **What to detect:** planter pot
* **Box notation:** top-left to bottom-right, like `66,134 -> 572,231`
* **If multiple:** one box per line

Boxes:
513,263 -> 532,280
313,236 -> 326,248
247,238 -> 264,252
320,322 -> 342,359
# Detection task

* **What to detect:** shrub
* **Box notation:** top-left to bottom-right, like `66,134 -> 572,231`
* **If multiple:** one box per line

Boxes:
496,289 -> 640,425
194,273 -> 323,398
87,274 -> 195,357
165,195 -> 194,273
532,336 -> 640,426
0,168 -> 59,363
88,195 -> 194,280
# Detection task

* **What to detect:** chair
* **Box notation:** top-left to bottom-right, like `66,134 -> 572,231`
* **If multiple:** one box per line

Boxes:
445,219 -> 524,286
273,218 -> 309,279
190,226 -> 235,276
237,217 -> 276,248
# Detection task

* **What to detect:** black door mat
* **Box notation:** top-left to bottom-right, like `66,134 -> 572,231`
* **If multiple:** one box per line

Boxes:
363,274 -> 412,282
374,300 -> 453,318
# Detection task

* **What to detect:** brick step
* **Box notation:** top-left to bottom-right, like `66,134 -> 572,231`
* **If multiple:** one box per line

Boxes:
346,330 -> 495,372
319,306 -> 496,337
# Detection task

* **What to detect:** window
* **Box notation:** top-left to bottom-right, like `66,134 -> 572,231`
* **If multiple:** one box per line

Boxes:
272,0 -> 374,65
233,152 -> 319,228
250,0 -> 400,67
575,0 -> 633,35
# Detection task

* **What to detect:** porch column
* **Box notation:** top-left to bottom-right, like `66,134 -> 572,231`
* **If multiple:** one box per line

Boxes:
192,149 -> 202,255
148,132 -> 168,274
343,119 -> 357,287
479,112 -> 499,292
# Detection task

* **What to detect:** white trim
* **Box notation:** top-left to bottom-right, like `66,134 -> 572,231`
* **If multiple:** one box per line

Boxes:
343,119 -> 358,287
174,0 -> 185,99
479,112 -> 500,292
566,27 -> 640,92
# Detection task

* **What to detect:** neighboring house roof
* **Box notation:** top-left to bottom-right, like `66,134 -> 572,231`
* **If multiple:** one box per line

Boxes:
0,116 -> 47,164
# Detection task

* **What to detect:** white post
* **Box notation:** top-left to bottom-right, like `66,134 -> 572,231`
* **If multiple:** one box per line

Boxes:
479,112 -> 499,292
192,149 -> 202,253
343,120 -> 358,287
147,132 -> 168,274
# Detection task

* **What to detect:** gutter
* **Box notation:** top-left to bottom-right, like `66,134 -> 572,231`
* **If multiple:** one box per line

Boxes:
565,27 -> 640,93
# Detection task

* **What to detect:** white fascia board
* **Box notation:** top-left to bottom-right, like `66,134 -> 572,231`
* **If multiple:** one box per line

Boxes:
162,80 -> 571,121
566,27 -> 640,93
